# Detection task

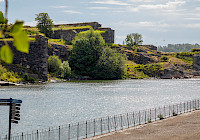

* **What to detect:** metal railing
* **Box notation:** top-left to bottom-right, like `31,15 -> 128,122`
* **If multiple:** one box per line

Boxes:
1,99 -> 199,140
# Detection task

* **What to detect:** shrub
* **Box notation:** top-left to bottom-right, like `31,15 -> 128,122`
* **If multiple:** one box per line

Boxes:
147,118 -> 152,123
48,55 -> 62,74
60,61 -> 71,79
160,56 -> 169,62
69,29 -> 105,77
157,114 -> 164,120
173,111 -> 177,116
94,47 -> 126,79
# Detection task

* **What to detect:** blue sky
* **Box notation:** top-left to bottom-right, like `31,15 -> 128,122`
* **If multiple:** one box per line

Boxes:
1,0 -> 200,46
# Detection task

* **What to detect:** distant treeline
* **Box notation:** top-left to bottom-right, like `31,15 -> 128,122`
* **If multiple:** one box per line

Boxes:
158,44 -> 200,52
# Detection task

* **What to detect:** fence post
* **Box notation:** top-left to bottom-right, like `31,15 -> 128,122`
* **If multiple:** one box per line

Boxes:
169,105 -> 170,117
101,118 -> 103,135
86,121 -> 88,138
127,113 -> 129,128
68,124 -> 70,140
114,116 -> 116,131
108,116 -> 110,132
164,106 -> 166,118
184,102 -> 185,113
180,103 -> 182,114
120,115 -> 123,129
150,109 -> 151,121
94,119 -> 96,136
48,128 -> 51,139
145,110 -> 146,124
187,101 -> 188,112
22,132 -> 23,140
155,108 -> 156,121
77,123 -> 79,140
59,126 -> 60,140
190,101 -> 192,112
177,104 -> 178,115
133,112 -> 135,126
139,111 -> 141,125
37,130 -> 39,140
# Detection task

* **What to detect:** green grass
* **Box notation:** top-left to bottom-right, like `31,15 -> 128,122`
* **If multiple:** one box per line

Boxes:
0,38 -> 13,41
48,39 -> 66,45
95,30 -> 106,34
176,56 -> 193,64
52,25 -> 92,31
0,64 -> 22,83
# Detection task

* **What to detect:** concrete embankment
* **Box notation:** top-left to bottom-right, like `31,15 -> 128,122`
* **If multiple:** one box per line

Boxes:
86,110 -> 200,140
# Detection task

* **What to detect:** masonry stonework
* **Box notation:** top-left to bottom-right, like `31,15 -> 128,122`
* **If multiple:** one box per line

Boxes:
52,22 -> 115,44
0,36 -> 48,81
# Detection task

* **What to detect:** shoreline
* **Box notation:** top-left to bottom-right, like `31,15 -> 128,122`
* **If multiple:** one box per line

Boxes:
1,77 -> 200,87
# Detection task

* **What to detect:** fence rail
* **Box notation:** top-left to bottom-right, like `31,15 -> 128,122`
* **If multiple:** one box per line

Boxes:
1,99 -> 200,140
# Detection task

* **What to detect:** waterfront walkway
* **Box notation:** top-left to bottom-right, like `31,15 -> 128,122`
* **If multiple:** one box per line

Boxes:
86,110 -> 200,140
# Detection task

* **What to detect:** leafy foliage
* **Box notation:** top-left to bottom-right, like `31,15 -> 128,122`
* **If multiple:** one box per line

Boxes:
53,25 -> 92,31
94,47 -> 126,79
0,11 -> 29,64
0,45 -> 13,63
35,13 -> 53,37
11,21 -> 29,53
160,56 -> 169,62
48,55 -> 62,74
125,33 -> 143,47
69,29 -> 105,77
0,64 -> 22,83
142,63 -> 164,77
60,61 -> 71,79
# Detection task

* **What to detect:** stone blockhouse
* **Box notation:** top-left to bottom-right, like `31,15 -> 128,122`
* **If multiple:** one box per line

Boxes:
52,22 -> 115,44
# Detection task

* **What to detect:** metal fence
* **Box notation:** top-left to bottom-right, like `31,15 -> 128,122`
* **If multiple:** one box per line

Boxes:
1,99 -> 200,140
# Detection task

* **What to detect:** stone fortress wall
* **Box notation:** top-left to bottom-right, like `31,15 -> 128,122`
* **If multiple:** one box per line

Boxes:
0,36 -> 48,81
52,22 -> 115,44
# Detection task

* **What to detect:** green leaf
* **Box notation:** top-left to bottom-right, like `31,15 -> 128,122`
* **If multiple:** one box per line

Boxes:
13,31 -> 29,53
0,45 -> 13,64
11,21 -> 24,34
0,11 -> 5,24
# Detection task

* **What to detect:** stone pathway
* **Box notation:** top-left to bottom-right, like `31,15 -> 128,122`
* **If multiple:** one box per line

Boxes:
86,110 -> 200,140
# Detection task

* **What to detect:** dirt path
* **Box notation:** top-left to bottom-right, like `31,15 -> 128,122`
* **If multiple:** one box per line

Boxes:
86,110 -> 200,140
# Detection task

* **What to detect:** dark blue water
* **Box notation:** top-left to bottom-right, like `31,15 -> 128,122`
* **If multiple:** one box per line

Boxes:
0,79 -> 200,135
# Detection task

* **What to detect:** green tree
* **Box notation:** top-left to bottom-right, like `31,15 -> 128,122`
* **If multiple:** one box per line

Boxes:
69,29 -> 105,77
48,55 -> 62,74
60,61 -> 71,79
35,13 -> 53,37
94,47 -> 126,79
125,33 -> 143,47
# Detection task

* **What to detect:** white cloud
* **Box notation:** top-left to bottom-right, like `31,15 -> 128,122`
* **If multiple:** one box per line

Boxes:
88,7 -> 110,10
128,0 -> 154,2
115,21 -> 171,32
184,17 -> 200,20
128,1 -> 186,12
183,23 -> 200,28
51,6 -> 68,9
63,10 -> 81,14
89,0 -> 130,6
0,0 -> 4,2
195,7 -> 200,10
